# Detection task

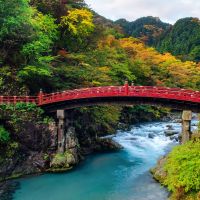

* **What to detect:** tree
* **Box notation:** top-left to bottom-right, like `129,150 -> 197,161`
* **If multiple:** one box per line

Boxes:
0,0 -> 33,66
21,11 -> 58,65
60,8 -> 95,51
0,0 -> 59,94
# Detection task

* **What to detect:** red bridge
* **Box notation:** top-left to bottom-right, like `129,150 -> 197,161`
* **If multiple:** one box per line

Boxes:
1,83 -> 200,112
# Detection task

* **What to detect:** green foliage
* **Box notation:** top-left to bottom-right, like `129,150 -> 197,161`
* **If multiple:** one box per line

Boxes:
157,18 -> 200,62
0,0 -> 32,39
73,106 -> 122,136
120,105 -> 169,124
164,140 -> 200,193
18,65 -> 52,78
21,11 -> 58,64
104,28 -> 124,39
0,0 -> 58,93
0,126 -> 10,143
0,103 -> 47,133
0,0 -> 33,65
0,66 -> 27,95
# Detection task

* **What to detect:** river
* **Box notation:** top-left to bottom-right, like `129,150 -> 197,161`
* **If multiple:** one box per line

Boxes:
5,121 -> 185,200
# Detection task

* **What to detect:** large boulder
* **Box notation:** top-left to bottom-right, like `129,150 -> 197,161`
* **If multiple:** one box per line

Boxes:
94,138 -> 123,152
49,151 -> 76,172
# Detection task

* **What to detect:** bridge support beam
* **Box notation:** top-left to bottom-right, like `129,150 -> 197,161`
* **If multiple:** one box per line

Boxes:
57,110 -> 65,153
181,110 -> 192,144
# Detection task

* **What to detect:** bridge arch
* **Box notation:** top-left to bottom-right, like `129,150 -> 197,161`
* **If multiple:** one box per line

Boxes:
38,85 -> 200,113
1,84 -> 200,112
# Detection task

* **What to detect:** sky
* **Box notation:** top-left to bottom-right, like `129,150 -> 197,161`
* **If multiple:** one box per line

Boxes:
84,0 -> 200,24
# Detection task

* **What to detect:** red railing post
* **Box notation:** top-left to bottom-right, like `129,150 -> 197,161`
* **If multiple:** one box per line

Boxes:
38,89 -> 44,105
0,96 -> 3,104
124,81 -> 129,95
26,96 -> 29,103
52,93 -> 55,102
14,96 -> 17,104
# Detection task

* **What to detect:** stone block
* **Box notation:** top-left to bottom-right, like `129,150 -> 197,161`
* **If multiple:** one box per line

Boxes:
57,110 -> 65,119
182,110 -> 192,121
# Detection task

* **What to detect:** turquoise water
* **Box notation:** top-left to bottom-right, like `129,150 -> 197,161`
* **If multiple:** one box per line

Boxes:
11,121 -> 183,200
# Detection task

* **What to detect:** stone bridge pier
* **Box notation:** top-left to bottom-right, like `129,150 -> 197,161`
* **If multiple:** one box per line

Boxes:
181,110 -> 193,144
56,110 -> 78,153
57,110 -> 66,153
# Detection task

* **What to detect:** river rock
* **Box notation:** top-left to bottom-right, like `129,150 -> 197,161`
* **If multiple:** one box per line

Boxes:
151,156 -> 167,183
172,119 -> 182,123
148,133 -> 155,139
49,151 -> 76,172
94,138 -> 123,152
170,135 -> 179,142
166,125 -> 174,130
164,130 -> 179,136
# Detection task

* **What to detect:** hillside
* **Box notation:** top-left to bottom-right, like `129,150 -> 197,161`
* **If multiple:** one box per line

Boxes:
115,16 -> 171,46
115,16 -> 200,62
157,17 -> 200,62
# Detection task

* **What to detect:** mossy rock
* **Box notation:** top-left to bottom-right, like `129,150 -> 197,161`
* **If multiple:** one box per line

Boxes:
50,151 -> 76,170
150,156 -> 167,183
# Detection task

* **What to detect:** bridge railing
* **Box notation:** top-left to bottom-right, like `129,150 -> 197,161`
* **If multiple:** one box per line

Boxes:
41,86 -> 126,105
129,86 -> 200,101
0,86 -> 200,106
39,86 -> 200,105
0,96 -> 37,104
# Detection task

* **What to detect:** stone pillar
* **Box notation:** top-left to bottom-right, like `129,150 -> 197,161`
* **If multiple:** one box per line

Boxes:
57,110 -> 65,153
181,110 -> 192,144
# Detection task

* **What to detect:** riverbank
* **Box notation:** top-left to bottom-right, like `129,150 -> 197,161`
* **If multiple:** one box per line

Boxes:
151,119 -> 200,200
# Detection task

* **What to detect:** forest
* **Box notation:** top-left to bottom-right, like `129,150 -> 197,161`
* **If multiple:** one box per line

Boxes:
0,0 -> 200,199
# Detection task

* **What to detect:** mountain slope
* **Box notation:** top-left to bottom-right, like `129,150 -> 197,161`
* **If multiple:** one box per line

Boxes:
157,17 -> 200,61
115,16 -> 171,46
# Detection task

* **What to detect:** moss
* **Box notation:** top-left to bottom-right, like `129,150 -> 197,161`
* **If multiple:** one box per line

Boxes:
6,173 -> 24,180
46,166 -> 73,173
164,140 -> 200,193
50,151 -> 75,171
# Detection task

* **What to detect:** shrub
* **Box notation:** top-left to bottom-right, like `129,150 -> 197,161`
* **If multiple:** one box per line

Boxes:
164,140 -> 200,193
0,126 -> 10,143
